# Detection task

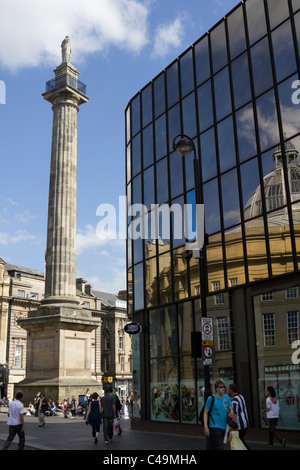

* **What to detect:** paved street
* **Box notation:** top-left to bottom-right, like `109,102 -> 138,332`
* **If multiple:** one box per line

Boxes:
0,409 -> 299,455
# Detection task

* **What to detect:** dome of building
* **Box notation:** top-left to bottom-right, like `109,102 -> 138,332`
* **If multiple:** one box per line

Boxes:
244,141 -> 300,224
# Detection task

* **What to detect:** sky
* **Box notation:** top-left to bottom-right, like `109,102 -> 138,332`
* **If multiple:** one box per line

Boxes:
0,0 -> 240,295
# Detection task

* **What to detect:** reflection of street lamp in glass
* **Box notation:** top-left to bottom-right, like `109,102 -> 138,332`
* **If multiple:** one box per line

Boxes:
173,133 -> 211,402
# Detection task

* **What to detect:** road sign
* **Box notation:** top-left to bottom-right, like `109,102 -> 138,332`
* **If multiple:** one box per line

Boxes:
201,318 -> 214,341
201,318 -> 215,365
201,344 -> 215,365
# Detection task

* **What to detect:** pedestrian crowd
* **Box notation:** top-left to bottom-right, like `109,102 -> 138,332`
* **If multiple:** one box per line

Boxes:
203,380 -> 286,450
1,386 -> 126,450
1,381 -> 287,451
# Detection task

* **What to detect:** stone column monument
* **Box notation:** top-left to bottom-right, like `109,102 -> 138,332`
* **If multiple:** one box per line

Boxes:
18,37 -> 100,403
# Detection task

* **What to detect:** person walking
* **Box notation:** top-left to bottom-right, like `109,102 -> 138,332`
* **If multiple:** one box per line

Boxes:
100,387 -> 116,444
228,384 -> 250,449
109,387 -> 122,435
85,392 -> 102,444
226,420 -> 247,450
204,380 -> 233,450
262,386 -> 285,448
36,392 -> 48,427
2,392 -> 25,450
70,395 -> 77,418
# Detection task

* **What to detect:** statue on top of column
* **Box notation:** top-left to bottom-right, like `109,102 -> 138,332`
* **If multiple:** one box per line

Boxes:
61,36 -> 72,63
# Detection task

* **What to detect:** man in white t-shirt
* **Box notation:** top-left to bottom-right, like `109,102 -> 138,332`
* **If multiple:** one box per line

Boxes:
2,392 -> 25,450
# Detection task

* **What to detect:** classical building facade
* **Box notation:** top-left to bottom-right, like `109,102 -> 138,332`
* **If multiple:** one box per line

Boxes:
0,260 -> 132,399
126,0 -> 300,433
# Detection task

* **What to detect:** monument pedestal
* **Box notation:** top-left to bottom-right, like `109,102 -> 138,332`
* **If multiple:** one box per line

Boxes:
17,304 -> 100,404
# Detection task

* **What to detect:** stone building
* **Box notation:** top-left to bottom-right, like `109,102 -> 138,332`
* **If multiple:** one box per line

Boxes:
0,260 -> 132,400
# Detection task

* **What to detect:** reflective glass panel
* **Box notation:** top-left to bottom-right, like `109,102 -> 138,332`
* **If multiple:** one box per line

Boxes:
143,165 -> 155,211
206,232 -> 225,292
133,230 -> 143,264
154,73 -> 165,118
214,67 -> 232,121
144,210 -> 158,259
134,262 -> 144,310
293,0 -> 300,11
267,0 -> 290,29
221,169 -> 241,228
201,128 -> 217,181
236,103 -> 257,162
132,173 -> 142,206
195,36 -> 210,85
173,247 -> 190,301
231,52 -> 252,109
131,94 -> 140,136
156,157 -> 169,205
241,158 -> 261,220
126,106 -> 131,145
198,80 -> 214,132
245,217 -> 269,281
272,21 -> 297,83
132,133 -> 141,177
155,115 -> 167,160
127,267 -> 133,314
203,178 -> 221,234
167,61 -> 179,108
149,306 -> 178,357
278,74 -> 300,138
251,37 -> 273,97
256,89 -> 280,152
182,92 -> 197,138
295,13 -> 300,57
171,195 -> 185,249
291,203 -> 300,270
142,83 -> 152,128
286,135 -> 300,204
210,21 -> 228,73
180,49 -> 194,98
185,151 -> 195,192
143,124 -> 154,169
224,225 -> 246,286
170,151 -> 184,199
217,116 -> 236,173
145,253 -> 158,308
268,210 -> 294,276
228,6 -> 246,59
185,189 -> 196,243
168,104 -> 181,154
127,236 -> 132,267
246,0 -> 267,45
158,252 -> 172,305
127,143 -> 131,184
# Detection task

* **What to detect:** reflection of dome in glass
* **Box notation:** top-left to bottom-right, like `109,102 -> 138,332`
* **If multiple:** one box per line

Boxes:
244,141 -> 300,224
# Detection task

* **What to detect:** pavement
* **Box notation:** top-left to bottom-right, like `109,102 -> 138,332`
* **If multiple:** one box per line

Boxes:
0,408 -> 299,460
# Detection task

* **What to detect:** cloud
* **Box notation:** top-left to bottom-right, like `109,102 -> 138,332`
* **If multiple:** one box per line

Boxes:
0,0 -> 150,71
152,17 -> 186,58
76,223 -> 125,255
0,230 -> 37,245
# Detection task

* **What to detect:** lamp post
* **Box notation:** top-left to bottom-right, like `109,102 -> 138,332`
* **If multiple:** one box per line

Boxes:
173,134 -> 211,403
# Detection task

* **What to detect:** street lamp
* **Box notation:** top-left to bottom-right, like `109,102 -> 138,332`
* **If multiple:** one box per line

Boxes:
173,134 -> 211,403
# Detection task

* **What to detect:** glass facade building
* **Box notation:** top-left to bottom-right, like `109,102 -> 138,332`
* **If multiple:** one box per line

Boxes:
126,0 -> 300,432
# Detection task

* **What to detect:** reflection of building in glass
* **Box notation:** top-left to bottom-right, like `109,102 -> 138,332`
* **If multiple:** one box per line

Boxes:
126,0 -> 300,433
